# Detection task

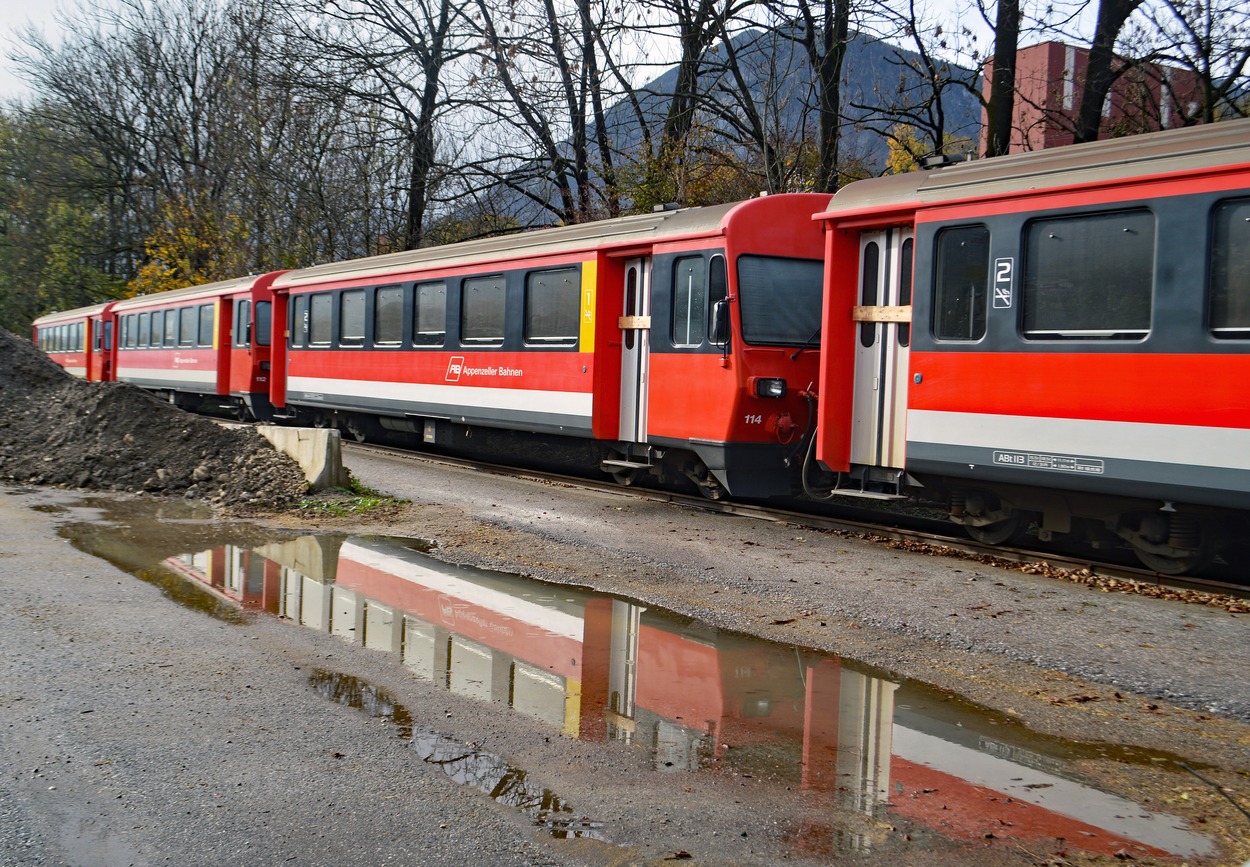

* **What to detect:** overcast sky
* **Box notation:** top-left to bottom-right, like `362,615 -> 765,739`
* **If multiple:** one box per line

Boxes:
0,3 -> 68,101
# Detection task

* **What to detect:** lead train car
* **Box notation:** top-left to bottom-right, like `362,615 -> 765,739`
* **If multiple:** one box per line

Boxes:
269,194 -> 829,498
815,119 -> 1250,573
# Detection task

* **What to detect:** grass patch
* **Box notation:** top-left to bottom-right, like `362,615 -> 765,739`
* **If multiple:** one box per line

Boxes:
295,475 -> 409,518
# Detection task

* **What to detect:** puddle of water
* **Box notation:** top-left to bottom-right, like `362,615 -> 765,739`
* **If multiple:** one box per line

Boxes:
309,669 -> 603,839
57,501 -> 1222,862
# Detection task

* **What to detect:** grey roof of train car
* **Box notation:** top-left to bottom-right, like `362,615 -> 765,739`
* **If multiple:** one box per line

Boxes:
272,200 -> 744,289
821,117 -> 1250,216
111,275 -> 265,312
32,301 -> 110,325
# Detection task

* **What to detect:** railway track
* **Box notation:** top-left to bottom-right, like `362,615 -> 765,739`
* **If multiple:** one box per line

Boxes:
341,440 -> 1250,606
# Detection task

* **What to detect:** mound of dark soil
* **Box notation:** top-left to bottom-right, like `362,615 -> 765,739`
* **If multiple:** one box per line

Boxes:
0,327 -> 308,510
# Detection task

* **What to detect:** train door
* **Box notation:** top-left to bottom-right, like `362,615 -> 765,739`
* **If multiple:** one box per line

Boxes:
849,228 -> 913,473
618,258 -> 652,442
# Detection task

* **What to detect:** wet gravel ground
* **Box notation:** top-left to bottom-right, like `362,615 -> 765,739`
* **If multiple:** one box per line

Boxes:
4,445 -> 1250,865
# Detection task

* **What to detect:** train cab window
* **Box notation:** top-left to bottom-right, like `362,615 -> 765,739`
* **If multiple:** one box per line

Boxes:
1209,198 -> 1250,339
461,276 -> 505,345
673,256 -> 707,347
374,285 -> 403,346
197,304 -> 214,346
309,293 -> 332,346
707,255 -> 727,343
414,281 -> 447,346
736,255 -> 824,346
291,296 -> 309,347
255,301 -> 271,347
933,225 -> 989,341
235,301 -> 251,347
178,307 -> 196,346
340,289 -> 366,347
1022,209 -> 1153,339
524,268 -> 579,346
137,312 -> 149,347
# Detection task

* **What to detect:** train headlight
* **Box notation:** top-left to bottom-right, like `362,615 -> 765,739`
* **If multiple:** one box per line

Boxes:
752,377 -> 787,399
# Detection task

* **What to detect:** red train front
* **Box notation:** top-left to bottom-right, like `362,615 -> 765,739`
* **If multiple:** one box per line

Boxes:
269,194 -> 829,498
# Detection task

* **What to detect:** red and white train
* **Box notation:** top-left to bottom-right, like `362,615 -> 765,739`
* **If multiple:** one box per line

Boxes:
33,118 -> 1250,573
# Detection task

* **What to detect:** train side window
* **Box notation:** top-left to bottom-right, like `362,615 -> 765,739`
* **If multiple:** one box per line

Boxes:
92,321 -> 101,352
1209,198 -> 1250,339
524,268 -> 579,346
462,276 -> 505,345
164,310 -> 178,346
137,312 -> 150,348
255,301 -> 271,347
375,285 -> 403,346
860,242 -> 880,348
198,304 -> 214,346
899,238 -> 914,347
309,293 -> 333,346
235,301 -> 251,347
148,311 -> 161,346
673,256 -> 707,347
291,296 -> 309,347
414,281 -> 447,346
933,225 -> 989,341
1022,209 -> 1153,339
74,322 -> 84,352
179,307 -> 196,347
340,289 -> 366,347
121,315 -> 133,349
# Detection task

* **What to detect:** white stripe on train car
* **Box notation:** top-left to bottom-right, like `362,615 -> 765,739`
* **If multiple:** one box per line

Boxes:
115,367 -> 216,387
908,410 -> 1250,471
287,375 -> 593,419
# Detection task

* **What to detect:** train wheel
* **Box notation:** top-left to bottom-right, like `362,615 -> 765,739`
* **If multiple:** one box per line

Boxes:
611,468 -> 639,486
965,511 -> 1026,546
1124,512 -> 1215,575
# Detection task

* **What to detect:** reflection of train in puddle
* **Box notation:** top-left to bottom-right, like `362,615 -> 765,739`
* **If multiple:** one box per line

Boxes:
164,536 -> 1212,860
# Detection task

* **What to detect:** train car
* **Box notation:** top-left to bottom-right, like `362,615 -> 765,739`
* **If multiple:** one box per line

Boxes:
268,194 -> 829,499
32,301 -> 116,381
813,118 -> 1250,573
111,272 -> 285,420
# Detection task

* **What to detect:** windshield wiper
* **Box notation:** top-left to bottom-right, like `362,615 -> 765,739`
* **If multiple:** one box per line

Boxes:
790,326 -> 821,360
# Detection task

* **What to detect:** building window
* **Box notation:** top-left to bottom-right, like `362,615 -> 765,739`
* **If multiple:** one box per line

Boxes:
933,225 -> 989,341
414,282 -> 446,346
524,268 -> 579,345
340,289 -> 366,347
461,276 -> 505,345
1209,198 -> 1250,339
1022,209 -> 1153,339
375,285 -> 403,346
672,256 -> 707,347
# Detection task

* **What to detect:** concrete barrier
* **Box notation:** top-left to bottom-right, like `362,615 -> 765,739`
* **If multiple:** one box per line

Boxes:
255,425 -> 350,490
